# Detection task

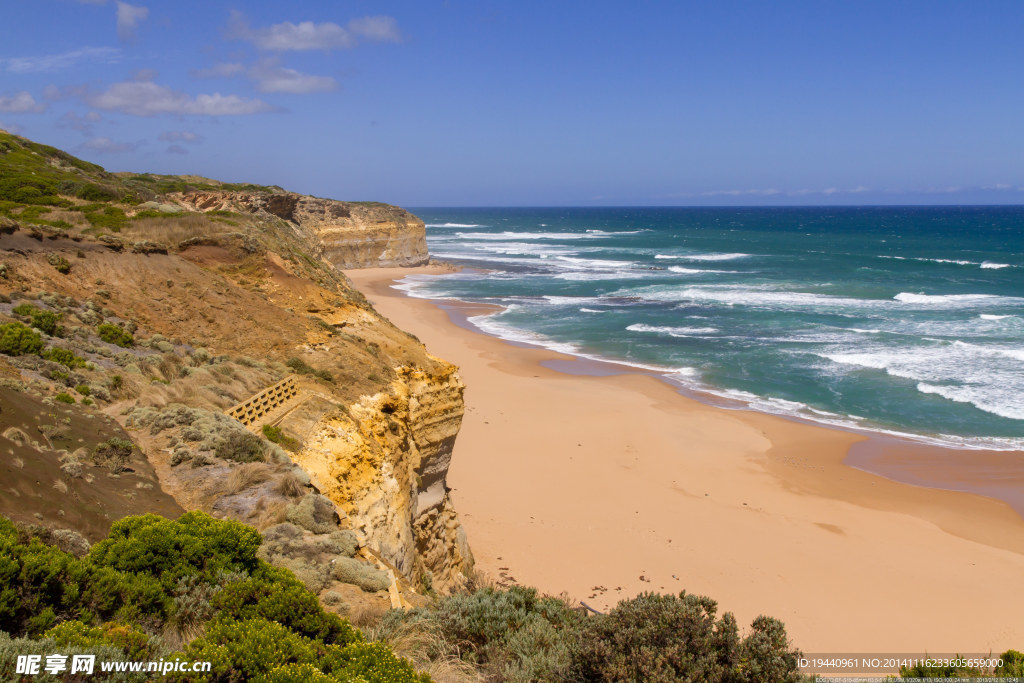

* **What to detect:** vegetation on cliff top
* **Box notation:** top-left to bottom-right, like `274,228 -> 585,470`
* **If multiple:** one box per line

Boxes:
0,512 -> 429,682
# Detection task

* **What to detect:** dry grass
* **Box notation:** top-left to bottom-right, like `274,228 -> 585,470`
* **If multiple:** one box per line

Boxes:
53,479 -> 69,494
348,602 -> 389,630
274,471 -> 305,499
123,213 -> 232,246
254,498 -> 290,530
224,462 -> 272,495
372,619 -> 481,683
12,456 -> 24,468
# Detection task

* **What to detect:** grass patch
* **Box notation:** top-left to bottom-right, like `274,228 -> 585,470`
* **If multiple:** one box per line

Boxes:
262,424 -> 301,452
97,322 -> 134,347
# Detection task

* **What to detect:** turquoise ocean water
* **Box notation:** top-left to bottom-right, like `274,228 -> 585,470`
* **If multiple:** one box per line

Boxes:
403,207 -> 1024,450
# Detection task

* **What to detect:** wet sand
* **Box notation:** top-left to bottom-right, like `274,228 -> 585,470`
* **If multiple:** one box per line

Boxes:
346,265 -> 1024,654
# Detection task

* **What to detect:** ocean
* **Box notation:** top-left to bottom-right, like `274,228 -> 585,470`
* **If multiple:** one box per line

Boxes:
402,207 -> 1024,450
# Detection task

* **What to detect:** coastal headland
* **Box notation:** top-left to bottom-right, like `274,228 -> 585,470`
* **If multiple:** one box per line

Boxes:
346,265 -> 1024,654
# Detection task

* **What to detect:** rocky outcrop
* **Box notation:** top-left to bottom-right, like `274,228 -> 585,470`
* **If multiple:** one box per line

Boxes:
171,191 -> 428,268
291,361 -> 473,593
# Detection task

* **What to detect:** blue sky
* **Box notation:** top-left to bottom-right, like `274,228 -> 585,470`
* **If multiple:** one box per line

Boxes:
1,1 -> 1023,206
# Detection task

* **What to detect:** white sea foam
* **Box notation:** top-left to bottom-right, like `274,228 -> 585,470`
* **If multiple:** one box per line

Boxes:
893,292 -> 1004,306
980,314 -> 1016,320
585,229 -> 648,235
456,230 -> 627,241
579,308 -> 606,313
684,253 -> 751,261
626,323 -> 719,337
819,341 -> 1024,421
879,255 -> 977,266
666,266 -> 738,275
425,222 -> 485,228
614,285 -> 876,309
655,252 -> 750,261
466,309 -> 696,375
917,383 -> 1024,420
981,261 -> 1012,269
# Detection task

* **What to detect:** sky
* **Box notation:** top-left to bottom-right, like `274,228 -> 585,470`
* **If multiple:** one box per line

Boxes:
1,0 -> 1023,207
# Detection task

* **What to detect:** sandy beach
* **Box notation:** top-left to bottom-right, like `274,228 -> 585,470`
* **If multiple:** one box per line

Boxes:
346,265 -> 1024,654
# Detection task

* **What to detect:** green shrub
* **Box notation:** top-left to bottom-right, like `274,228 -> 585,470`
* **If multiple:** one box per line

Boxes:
379,585 -> 583,681
0,321 -> 43,355
262,424 -> 301,452
47,253 -> 71,274
568,592 -> 803,683
212,567 -> 358,644
13,303 -> 61,335
88,511 -> 263,592
215,429 -> 266,463
75,384 -> 91,396
55,392 -> 75,404
46,620 -> 153,659
84,205 -> 128,232
177,617 -> 428,683
92,437 -> 133,471
285,357 -> 313,375
0,516 -> 170,637
41,346 -> 86,368
98,322 -> 134,347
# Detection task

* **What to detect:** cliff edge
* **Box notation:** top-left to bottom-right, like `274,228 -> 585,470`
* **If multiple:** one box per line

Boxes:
172,191 -> 429,269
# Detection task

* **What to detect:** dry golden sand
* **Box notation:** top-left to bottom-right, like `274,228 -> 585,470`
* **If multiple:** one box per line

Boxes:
346,265 -> 1024,654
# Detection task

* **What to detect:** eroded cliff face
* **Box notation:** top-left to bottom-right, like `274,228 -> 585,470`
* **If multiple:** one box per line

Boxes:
171,191 -> 429,268
290,361 -> 473,593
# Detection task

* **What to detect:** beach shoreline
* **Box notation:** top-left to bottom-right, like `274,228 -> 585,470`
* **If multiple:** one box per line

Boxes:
345,264 -> 1024,653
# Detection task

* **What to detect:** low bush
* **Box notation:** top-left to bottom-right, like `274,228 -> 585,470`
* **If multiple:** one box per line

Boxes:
0,321 -> 43,355
46,253 -> 71,274
84,205 -> 128,232
92,437 -> 134,472
569,592 -> 803,683
12,302 -> 61,336
97,322 -> 134,347
41,346 -> 86,368
331,558 -> 390,593
55,392 -> 75,404
263,424 -> 301,452
215,429 -> 266,463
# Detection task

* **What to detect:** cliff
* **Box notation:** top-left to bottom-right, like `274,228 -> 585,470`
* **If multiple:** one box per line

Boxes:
171,191 -> 429,269
293,364 -> 473,591
0,130 -> 471,607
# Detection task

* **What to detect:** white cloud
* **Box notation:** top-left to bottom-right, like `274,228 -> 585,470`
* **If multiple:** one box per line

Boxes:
81,136 -> 137,153
346,16 -> 402,43
0,120 -> 24,134
58,111 -> 103,136
0,92 -> 46,113
249,60 -> 337,94
0,47 -> 121,74
85,80 -> 274,116
229,11 -> 400,51
166,144 -> 188,155
191,62 -> 245,79
158,130 -> 203,143
116,2 -> 149,41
